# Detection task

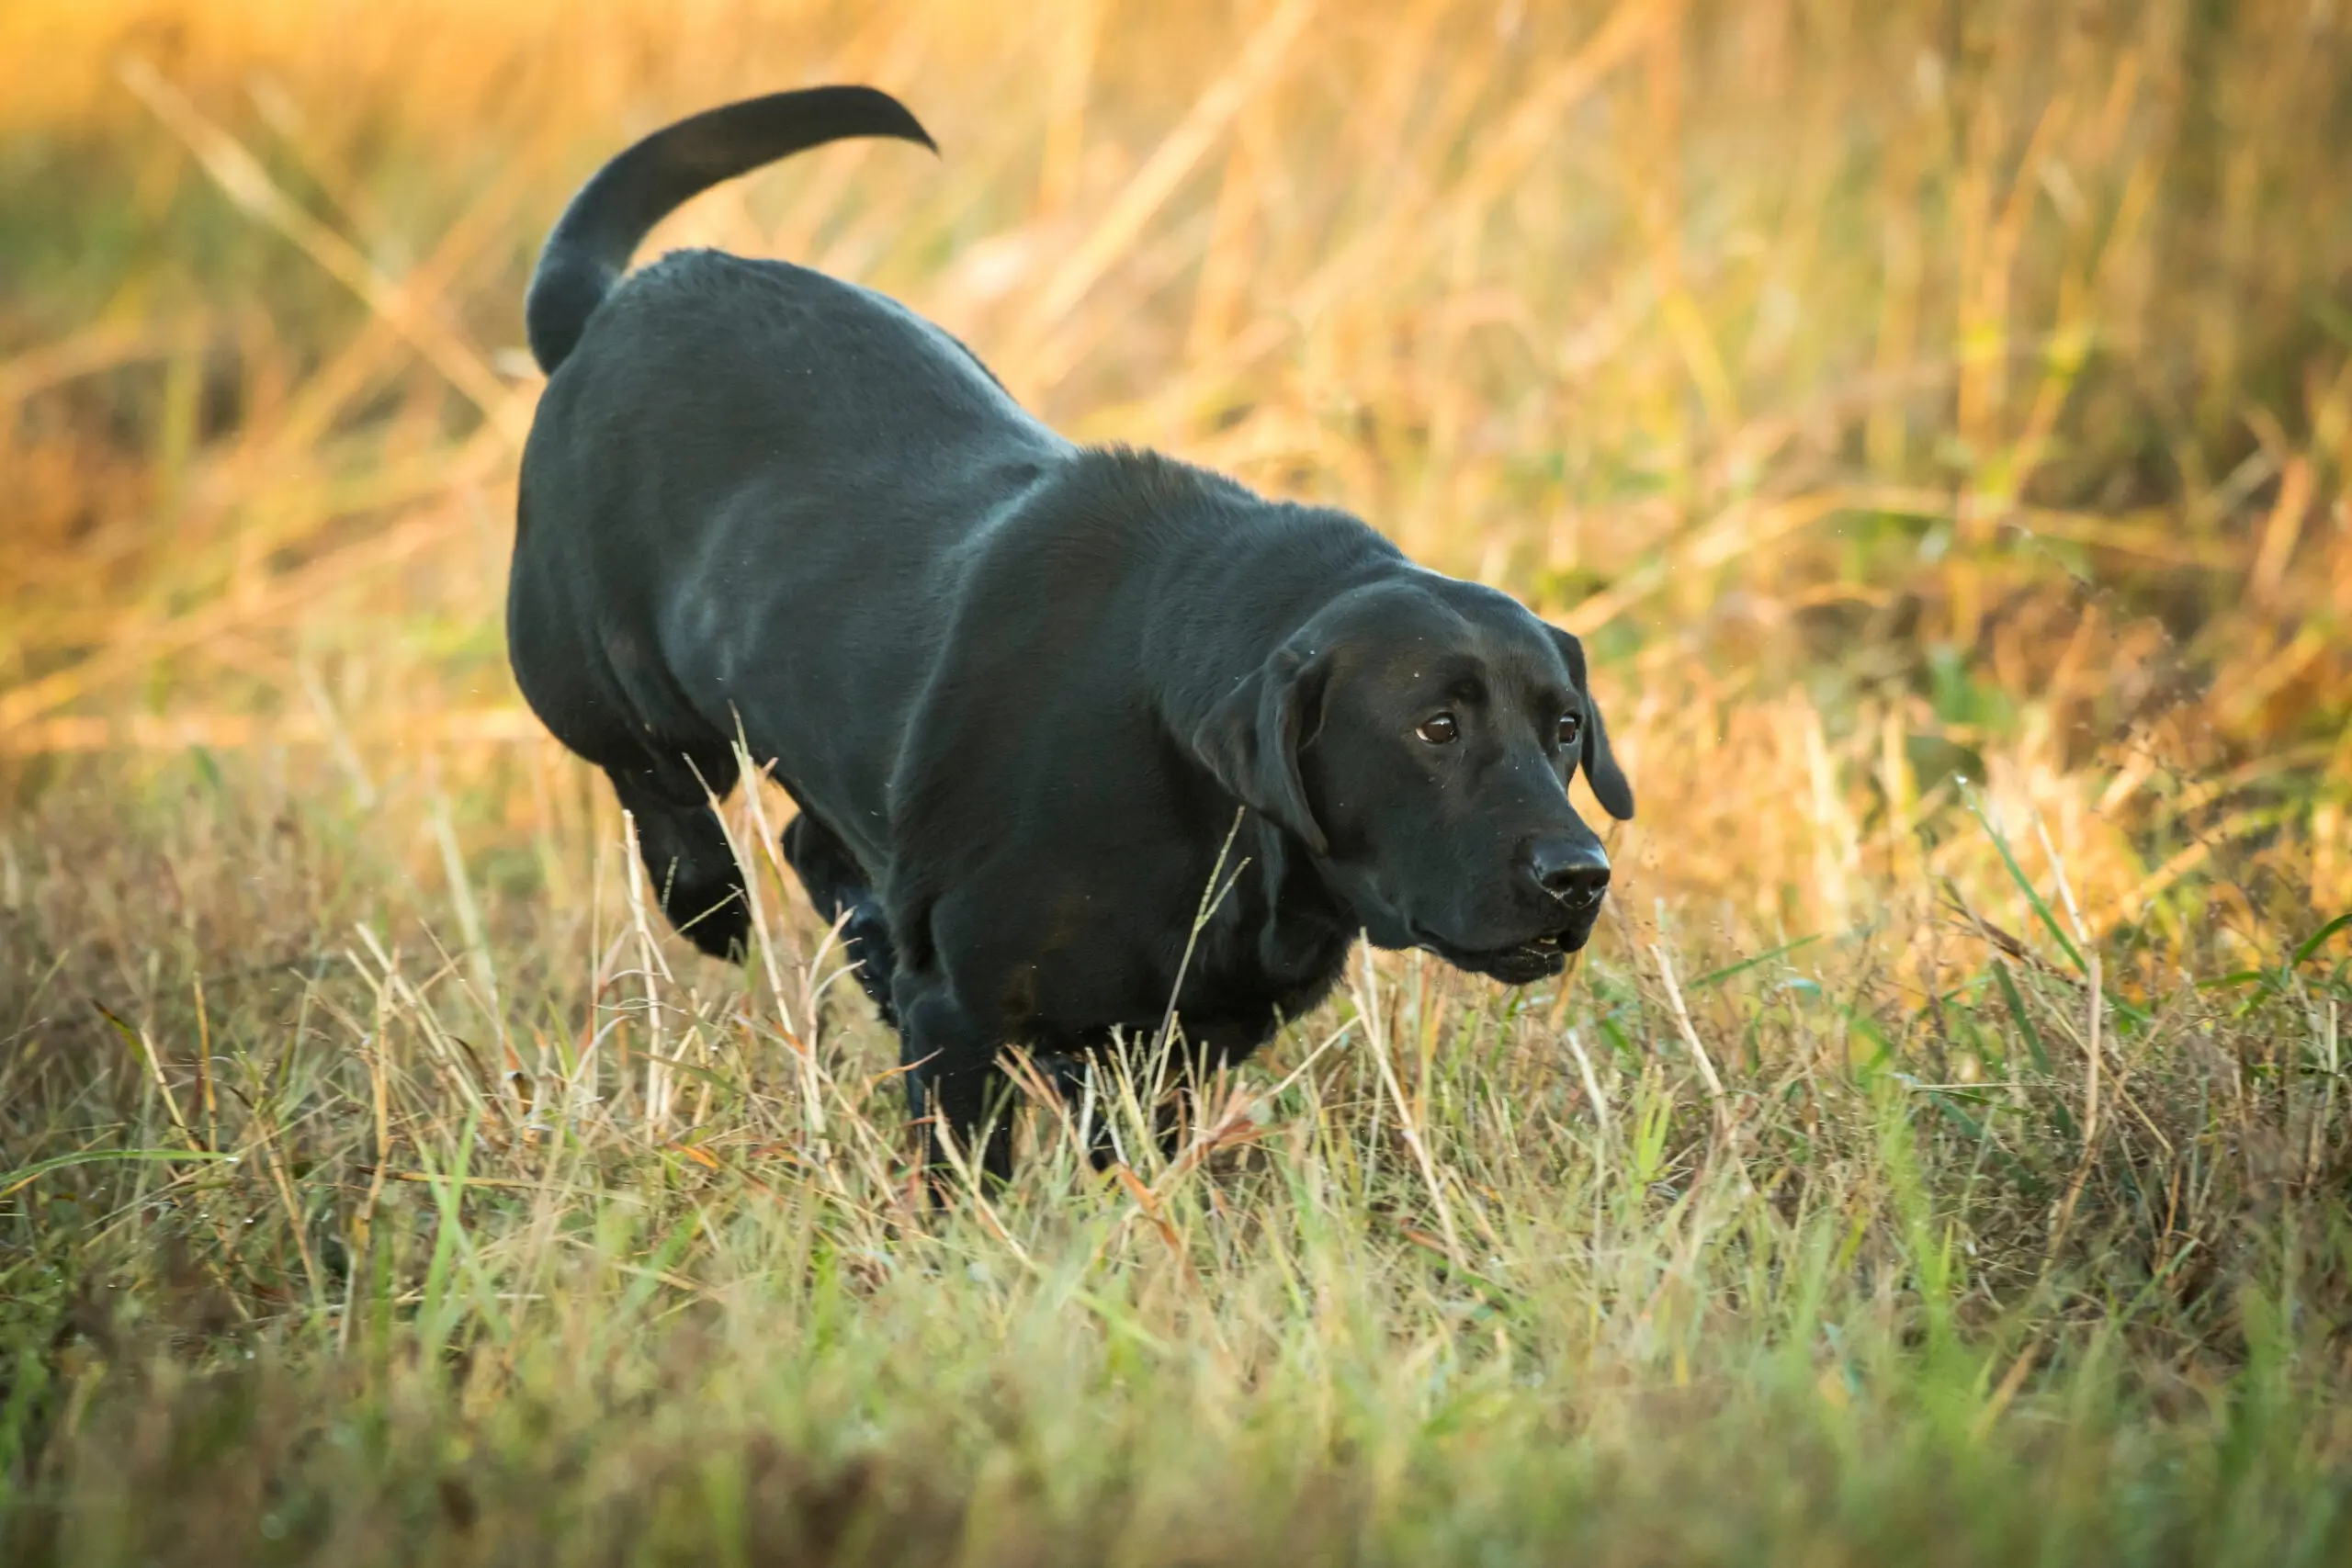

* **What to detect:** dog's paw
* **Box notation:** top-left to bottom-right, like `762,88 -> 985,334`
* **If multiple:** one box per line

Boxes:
671,890 -> 752,963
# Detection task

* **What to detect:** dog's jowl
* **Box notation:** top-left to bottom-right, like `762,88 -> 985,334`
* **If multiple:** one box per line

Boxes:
509,86 -> 1634,1182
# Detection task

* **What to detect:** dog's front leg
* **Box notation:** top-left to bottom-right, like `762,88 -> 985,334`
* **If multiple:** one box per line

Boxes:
895,976 -> 1013,1195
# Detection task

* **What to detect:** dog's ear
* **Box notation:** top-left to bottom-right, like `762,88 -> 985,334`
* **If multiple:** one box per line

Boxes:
1190,642 -> 1332,856
1547,626 -> 1634,821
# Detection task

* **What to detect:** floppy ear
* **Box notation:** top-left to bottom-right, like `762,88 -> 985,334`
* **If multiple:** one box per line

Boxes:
1548,626 -> 1634,821
1189,643 -> 1331,856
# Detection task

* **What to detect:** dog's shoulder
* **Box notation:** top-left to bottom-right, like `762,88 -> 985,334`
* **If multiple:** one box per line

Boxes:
1040,446 -> 1398,569
1067,443 -> 1252,505
1031,445 -> 1250,544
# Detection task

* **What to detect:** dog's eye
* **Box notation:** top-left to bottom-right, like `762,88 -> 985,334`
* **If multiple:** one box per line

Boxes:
1416,713 -> 1460,746
1556,712 -> 1583,747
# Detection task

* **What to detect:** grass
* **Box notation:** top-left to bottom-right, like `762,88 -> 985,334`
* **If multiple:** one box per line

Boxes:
5,0 -> 2352,1561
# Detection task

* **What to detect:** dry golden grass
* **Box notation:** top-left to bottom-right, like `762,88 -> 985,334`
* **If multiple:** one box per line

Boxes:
5,2 -> 2351,1562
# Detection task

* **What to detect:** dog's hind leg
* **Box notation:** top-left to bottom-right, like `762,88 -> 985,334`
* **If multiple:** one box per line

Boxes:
780,813 -> 899,1025
608,750 -> 751,961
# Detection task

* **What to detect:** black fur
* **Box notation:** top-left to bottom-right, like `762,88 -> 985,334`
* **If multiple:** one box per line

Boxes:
511,86 -> 1634,1183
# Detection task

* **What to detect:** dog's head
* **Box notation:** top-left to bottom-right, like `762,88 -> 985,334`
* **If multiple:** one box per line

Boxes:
1193,575 -> 1634,984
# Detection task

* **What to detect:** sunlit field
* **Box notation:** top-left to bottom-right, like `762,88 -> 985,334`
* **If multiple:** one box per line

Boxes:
5,1 -> 2351,1562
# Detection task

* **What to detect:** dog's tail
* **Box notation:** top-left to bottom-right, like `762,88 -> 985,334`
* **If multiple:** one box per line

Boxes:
524,86 -> 935,374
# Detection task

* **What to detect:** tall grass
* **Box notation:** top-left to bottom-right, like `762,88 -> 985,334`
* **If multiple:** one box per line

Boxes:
5,1 -> 2351,1561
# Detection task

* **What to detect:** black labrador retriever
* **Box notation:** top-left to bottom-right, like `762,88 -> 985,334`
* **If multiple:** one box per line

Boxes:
510,86 -> 1634,1180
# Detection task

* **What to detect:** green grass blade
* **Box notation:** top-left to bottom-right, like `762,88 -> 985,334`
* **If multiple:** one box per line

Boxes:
0,1146 -> 236,1196
1964,791 -> 2087,974
2290,913 -> 2351,970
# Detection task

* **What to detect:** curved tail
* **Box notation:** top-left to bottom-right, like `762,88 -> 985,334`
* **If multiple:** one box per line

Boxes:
524,85 -> 935,374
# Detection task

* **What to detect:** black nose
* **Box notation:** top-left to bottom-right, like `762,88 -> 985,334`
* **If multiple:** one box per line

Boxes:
1528,839 -> 1611,907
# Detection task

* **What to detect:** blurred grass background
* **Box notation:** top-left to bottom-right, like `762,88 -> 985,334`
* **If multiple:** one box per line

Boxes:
4,1 -> 2351,1562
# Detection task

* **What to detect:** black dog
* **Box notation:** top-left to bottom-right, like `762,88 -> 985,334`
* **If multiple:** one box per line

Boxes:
510,87 -> 1634,1180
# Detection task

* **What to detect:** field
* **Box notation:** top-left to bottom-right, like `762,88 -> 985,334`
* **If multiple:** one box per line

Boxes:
6,0 -> 2352,1561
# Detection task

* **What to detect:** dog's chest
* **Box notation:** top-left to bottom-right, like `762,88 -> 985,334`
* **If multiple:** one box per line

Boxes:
1169,900 -> 1353,1058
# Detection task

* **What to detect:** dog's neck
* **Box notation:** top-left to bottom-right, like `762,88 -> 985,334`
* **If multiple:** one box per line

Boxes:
1076,449 -> 1394,1012
1108,454 -> 1405,747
